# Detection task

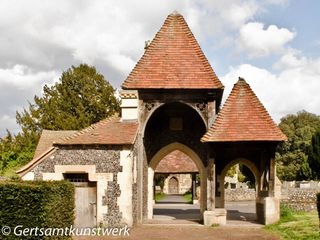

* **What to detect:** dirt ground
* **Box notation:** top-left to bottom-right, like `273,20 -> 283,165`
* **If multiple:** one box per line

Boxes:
74,225 -> 280,240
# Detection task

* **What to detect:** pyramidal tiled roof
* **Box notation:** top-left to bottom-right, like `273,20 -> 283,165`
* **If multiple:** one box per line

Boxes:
55,115 -> 138,145
202,78 -> 287,142
122,11 -> 223,89
155,150 -> 198,173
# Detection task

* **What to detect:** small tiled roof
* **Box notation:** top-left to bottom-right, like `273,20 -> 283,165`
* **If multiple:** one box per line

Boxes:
155,150 -> 198,173
122,11 -> 223,90
33,130 -> 77,159
55,116 -> 138,145
202,78 -> 287,142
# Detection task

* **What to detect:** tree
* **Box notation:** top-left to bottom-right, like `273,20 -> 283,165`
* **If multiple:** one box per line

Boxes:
16,64 -> 120,132
1,64 -> 120,176
154,174 -> 167,192
276,111 -> 320,181
308,131 -> 320,179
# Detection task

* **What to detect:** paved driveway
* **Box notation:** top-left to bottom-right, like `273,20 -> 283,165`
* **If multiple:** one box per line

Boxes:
152,194 -> 200,223
75,199 -> 278,240
74,225 -> 279,240
153,195 -> 260,226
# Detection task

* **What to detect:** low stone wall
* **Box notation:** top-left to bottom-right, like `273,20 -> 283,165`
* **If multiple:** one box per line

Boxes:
223,181 -> 320,212
281,188 -> 318,212
225,188 -> 256,201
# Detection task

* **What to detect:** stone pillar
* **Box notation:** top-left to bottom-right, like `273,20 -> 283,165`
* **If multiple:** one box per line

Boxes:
206,158 -> 215,210
264,153 -> 280,224
118,148 -> 133,226
203,158 -> 226,226
268,157 -> 276,197
256,149 -> 280,225
147,167 -> 154,220
136,132 -> 144,224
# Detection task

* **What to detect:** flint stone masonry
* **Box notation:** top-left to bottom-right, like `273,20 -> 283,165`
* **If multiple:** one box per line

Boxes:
225,188 -> 256,201
32,147 -> 122,179
103,174 -> 122,227
31,146 -> 123,227
281,188 -> 318,212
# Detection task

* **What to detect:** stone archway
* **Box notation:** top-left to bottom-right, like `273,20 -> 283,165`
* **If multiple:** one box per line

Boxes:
218,158 -> 260,209
148,142 -> 207,220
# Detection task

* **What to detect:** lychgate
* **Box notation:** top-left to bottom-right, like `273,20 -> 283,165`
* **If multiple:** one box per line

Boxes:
17,12 -> 286,227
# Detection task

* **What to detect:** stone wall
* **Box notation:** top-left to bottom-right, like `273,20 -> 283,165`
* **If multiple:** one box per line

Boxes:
29,146 -> 125,227
281,181 -> 320,212
103,174 -> 122,226
225,188 -> 256,201
32,146 -> 122,179
162,173 -> 192,194
223,180 -> 320,211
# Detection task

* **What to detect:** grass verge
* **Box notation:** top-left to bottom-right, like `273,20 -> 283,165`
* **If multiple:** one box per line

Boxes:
183,191 -> 193,204
155,192 -> 165,201
265,204 -> 319,240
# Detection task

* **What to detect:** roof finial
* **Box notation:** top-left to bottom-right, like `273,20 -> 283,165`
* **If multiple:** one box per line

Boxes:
238,77 -> 247,85
144,40 -> 151,50
171,10 -> 181,16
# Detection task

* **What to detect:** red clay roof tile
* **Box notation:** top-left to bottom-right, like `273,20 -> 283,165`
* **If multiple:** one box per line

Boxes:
155,150 -> 198,173
55,116 -> 138,145
201,78 -> 287,142
122,12 -> 223,90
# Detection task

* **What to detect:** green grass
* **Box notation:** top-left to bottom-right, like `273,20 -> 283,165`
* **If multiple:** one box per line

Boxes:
155,192 -> 165,201
265,204 -> 319,240
183,191 -> 193,203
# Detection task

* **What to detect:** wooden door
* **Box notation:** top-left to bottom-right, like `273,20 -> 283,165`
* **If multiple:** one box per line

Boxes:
169,177 -> 179,194
74,185 -> 97,228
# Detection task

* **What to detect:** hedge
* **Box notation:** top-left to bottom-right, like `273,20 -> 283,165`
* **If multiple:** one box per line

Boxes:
0,181 -> 74,240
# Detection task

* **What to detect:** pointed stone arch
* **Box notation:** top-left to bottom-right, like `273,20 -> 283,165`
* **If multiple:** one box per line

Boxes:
218,158 -> 261,208
147,142 -> 207,219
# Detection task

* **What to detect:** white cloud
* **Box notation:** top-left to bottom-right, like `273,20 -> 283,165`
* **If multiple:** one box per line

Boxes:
0,65 -> 59,136
221,53 -> 320,122
263,0 -> 289,5
0,115 -> 18,136
186,0 -> 260,42
0,0 -> 310,136
222,1 -> 259,28
0,65 -> 58,90
238,22 -> 296,58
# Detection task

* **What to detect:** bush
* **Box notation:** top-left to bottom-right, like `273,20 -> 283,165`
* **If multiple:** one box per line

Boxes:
0,181 -> 74,239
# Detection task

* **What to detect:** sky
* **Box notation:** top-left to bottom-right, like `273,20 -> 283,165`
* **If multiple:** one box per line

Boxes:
0,0 -> 320,136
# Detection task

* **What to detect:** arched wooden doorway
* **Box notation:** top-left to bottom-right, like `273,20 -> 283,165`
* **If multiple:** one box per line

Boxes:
168,177 -> 179,194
